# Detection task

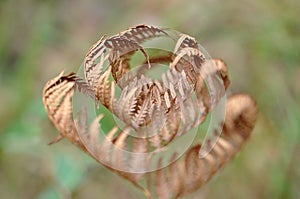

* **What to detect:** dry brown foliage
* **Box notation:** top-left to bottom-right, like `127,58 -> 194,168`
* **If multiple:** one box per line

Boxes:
42,25 -> 257,199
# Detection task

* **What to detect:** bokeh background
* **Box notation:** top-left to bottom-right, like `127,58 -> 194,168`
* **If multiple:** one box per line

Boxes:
0,0 -> 299,198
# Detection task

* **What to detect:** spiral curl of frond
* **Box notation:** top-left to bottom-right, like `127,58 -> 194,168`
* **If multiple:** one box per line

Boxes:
42,25 -> 257,199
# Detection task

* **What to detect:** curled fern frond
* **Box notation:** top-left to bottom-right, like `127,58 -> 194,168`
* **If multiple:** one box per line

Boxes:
42,25 -> 257,199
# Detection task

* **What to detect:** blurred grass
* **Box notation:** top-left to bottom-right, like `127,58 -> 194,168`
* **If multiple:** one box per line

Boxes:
0,0 -> 299,198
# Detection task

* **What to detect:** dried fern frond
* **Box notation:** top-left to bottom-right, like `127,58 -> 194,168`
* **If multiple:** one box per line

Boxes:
42,72 -> 86,150
154,94 -> 257,198
121,24 -> 168,43
42,25 -> 257,199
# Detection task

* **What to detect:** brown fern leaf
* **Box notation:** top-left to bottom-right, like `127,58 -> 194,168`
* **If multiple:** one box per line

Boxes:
43,72 -> 149,192
74,76 -> 97,102
174,34 -> 199,53
171,47 -> 205,84
212,59 -> 230,90
42,72 -> 86,150
111,25 -> 168,88
84,35 -> 107,87
153,94 -> 257,199
43,25 -> 258,199
95,66 -> 112,108
121,24 -> 168,44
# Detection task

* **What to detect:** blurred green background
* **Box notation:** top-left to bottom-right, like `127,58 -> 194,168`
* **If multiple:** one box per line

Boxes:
0,0 -> 299,198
